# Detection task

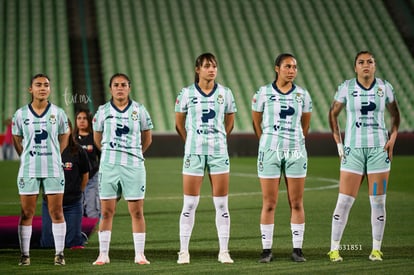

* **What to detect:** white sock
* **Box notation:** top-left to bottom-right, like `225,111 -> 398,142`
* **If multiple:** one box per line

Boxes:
370,194 -> 386,251
179,195 -> 200,252
213,196 -> 230,253
98,231 -> 112,257
52,222 -> 66,255
260,224 -> 274,250
330,193 -> 355,251
133,232 -> 146,256
291,223 -> 305,249
18,225 -> 32,256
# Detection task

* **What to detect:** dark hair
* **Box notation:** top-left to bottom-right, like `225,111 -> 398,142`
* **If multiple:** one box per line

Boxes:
74,109 -> 93,135
109,73 -> 131,88
30,73 -> 50,86
354,50 -> 374,67
67,119 -> 80,155
274,53 -> 296,80
194,53 -> 217,83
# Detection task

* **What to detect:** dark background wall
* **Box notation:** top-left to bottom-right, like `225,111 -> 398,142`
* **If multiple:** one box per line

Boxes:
145,132 -> 414,157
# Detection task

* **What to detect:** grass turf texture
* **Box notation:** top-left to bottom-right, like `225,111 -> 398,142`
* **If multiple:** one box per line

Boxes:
0,156 -> 413,274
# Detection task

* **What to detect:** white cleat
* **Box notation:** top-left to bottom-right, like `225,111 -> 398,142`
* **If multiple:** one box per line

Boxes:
218,251 -> 234,264
93,254 -> 110,265
177,251 -> 190,264
135,253 -> 150,265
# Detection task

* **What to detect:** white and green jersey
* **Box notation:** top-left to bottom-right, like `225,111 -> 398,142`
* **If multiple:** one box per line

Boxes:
12,102 -> 69,178
252,82 -> 312,150
334,78 -> 395,148
175,83 -> 237,155
93,100 -> 153,165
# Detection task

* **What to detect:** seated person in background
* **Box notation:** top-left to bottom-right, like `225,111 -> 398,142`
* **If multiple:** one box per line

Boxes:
40,119 -> 89,249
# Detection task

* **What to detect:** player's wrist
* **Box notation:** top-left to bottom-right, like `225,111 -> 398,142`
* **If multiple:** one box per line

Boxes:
337,143 -> 344,159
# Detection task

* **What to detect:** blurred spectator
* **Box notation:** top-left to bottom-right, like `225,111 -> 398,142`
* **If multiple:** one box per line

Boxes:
40,119 -> 89,249
3,117 -> 14,160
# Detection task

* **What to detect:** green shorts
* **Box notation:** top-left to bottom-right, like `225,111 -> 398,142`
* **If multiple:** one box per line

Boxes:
99,162 -> 146,200
257,146 -> 308,178
182,154 -> 230,176
341,146 -> 390,175
17,177 -> 65,195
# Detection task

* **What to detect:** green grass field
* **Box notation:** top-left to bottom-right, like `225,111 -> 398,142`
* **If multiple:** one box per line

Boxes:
0,156 -> 413,274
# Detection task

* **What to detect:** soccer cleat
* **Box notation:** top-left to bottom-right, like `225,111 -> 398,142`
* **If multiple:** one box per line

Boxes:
93,254 -> 110,265
54,254 -> 66,265
18,255 -> 30,266
135,253 -> 150,265
291,248 -> 306,262
218,251 -> 234,264
177,251 -> 190,264
327,250 -> 343,262
259,249 -> 273,263
369,250 -> 383,261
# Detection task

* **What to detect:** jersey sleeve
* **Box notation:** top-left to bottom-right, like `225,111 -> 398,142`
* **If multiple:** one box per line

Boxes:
252,87 -> 265,112
12,110 -> 22,136
225,88 -> 237,114
175,88 -> 188,113
92,107 -> 104,132
139,105 -> 154,131
303,90 -> 313,113
58,109 -> 69,135
384,80 -> 396,104
334,80 -> 348,104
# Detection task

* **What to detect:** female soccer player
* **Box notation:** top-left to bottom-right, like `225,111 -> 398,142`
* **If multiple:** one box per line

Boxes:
175,53 -> 237,264
252,53 -> 312,263
327,51 -> 400,262
92,73 -> 153,265
12,74 -> 70,265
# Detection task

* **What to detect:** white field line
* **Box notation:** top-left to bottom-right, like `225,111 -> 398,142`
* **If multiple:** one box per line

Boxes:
0,175 -> 338,205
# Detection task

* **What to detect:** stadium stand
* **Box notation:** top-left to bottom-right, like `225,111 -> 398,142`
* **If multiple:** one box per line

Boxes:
0,0 -> 73,130
0,0 -> 412,134
93,0 -> 413,133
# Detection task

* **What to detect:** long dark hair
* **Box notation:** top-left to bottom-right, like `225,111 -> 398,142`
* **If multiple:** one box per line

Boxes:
67,119 -> 79,155
194,53 -> 217,83
274,53 -> 296,81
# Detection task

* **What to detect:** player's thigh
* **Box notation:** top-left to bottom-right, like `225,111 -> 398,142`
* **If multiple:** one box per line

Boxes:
121,163 -> 146,200
257,148 -> 282,178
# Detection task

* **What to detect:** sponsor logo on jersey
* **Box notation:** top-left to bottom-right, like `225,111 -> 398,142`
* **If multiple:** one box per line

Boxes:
279,105 -> 295,119
201,109 -> 216,123
360,101 -> 376,115
34,129 -> 48,144
63,162 -> 73,170
115,124 -> 130,136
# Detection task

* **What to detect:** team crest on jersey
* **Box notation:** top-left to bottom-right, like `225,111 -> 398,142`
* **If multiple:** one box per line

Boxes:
217,95 -> 224,104
184,156 -> 191,168
258,161 -> 264,172
377,88 -> 384,97
19,178 -> 25,189
131,111 -> 138,121
295,93 -> 303,103
49,115 -> 56,124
